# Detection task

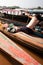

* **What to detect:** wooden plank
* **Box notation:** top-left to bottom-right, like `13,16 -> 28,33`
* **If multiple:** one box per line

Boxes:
13,32 -> 43,48
0,32 -> 41,65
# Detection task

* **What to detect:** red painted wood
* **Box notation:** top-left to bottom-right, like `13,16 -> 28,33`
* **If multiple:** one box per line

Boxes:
0,32 -> 40,65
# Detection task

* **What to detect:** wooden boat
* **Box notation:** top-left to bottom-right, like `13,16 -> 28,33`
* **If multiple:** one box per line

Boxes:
0,24 -> 43,53
0,20 -> 43,65
1,32 -> 43,65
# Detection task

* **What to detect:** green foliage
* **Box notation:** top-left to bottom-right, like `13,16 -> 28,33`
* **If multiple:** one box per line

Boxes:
8,6 -> 20,9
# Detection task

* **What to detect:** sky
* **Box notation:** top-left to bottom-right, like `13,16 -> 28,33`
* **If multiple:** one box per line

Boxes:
0,0 -> 43,8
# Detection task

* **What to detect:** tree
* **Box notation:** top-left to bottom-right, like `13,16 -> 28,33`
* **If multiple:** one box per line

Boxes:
37,6 -> 41,9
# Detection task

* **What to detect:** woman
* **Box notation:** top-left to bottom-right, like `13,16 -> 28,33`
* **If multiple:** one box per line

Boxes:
12,13 -> 41,34
12,12 -> 43,38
